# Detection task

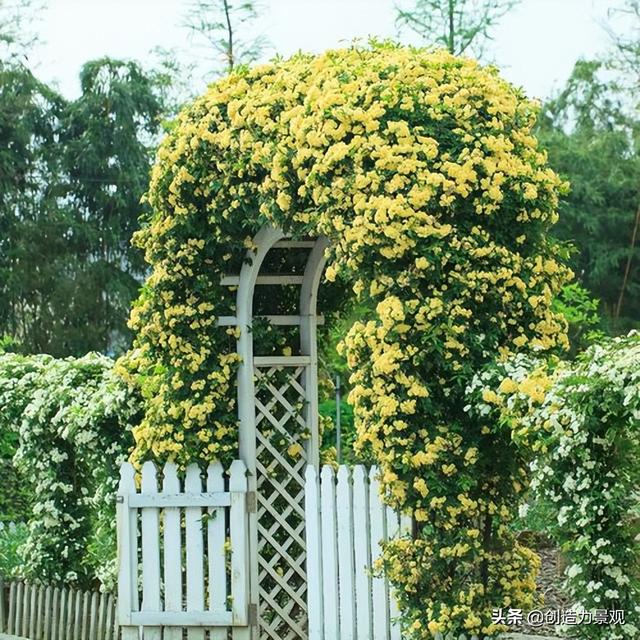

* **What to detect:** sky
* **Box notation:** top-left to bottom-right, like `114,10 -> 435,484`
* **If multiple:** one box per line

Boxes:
28,0 -> 627,102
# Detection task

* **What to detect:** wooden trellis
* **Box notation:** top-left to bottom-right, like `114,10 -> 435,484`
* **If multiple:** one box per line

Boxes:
220,226 -> 329,640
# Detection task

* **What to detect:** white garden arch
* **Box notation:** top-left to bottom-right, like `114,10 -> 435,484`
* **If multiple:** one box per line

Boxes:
226,226 -> 330,640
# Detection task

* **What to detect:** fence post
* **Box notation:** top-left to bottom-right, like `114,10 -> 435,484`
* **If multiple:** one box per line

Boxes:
230,459 -> 250,640
162,461 -> 182,640
117,462 -> 139,640
141,461 -> 161,640
320,465 -> 340,639
352,465 -> 372,640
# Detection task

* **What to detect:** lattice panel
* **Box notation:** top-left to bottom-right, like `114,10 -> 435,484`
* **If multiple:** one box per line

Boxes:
254,365 -> 309,640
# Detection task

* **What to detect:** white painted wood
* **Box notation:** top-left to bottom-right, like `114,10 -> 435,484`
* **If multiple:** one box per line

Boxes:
230,459 -> 250,640
352,465 -> 372,640
141,461 -> 162,640
207,462 -> 227,640
129,492 -> 230,508
273,239 -> 315,248
368,467 -> 390,640
51,587 -> 60,640
320,466 -> 340,639
299,236 -> 330,469
117,462 -> 139,640
130,611 -> 233,626
216,314 -> 325,327
185,464 -> 205,640
385,507 -> 401,640
15,582 -> 23,637
305,466 -> 323,640
222,274 -> 305,286
337,466 -> 356,640
252,355 -> 311,366
162,461 -> 182,640
236,225 -> 285,634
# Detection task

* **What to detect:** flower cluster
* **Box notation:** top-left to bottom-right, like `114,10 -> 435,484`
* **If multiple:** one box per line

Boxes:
470,333 -> 640,639
0,353 -> 140,589
120,42 -> 571,636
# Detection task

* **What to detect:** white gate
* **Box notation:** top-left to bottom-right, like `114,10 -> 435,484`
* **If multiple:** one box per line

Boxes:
116,460 -> 250,639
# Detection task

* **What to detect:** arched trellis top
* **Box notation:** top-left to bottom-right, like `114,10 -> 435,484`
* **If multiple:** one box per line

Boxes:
217,225 -> 330,470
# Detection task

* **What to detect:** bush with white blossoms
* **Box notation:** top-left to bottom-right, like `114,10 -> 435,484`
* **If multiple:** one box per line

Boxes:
468,332 -> 640,639
0,353 -> 141,589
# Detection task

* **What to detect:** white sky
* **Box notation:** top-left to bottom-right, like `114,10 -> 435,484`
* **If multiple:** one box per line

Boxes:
30,0 -> 626,102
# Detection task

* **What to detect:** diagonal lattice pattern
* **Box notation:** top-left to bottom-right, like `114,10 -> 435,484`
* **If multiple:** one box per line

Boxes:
254,365 -> 309,640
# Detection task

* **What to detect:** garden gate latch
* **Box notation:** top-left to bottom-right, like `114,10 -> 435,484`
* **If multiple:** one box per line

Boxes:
246,491 -> 257,513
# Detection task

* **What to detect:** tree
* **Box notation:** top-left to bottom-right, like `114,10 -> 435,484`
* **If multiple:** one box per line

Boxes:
183,0 -> 267,75
395,0 -> 519,56
0,0 -> 42,61
0,58 -> 165,356
537,60 -> 640,328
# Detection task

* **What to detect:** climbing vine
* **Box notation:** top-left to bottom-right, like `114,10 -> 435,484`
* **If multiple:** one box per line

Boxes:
119,42 -> 571,637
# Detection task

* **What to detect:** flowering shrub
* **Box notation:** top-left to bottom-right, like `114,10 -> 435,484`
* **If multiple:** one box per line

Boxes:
0,353 -> 140,589
120,42 -> 571,636
469,333 -> 640,639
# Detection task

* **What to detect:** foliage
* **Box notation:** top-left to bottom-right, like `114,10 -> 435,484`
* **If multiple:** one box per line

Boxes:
183,0 -> 268,75
538,60 -> 640,328
395,0 -> 520,57
470,334 -> 640,639
120,43 -> 571,637
552,282 -> 603,355
0,57 -> 165,357
0,521 -> 29,579
0,352 -> 140,589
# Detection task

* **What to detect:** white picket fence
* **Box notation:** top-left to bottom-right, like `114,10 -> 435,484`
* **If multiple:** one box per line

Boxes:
0,577 -> 117,640
305,465 -> 411,640
116,460 -> 250,639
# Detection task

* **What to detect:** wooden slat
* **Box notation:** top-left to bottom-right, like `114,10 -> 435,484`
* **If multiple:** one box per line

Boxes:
88,591 -> 98,640
207,462 -> 227,640
116,462 -> 139,640
337,467 -> 356,640
15,582 -> 23,637
57,587 -> 67,640
253,355 -> 311,366
273,240 -> 315,248
369,467 -> 390,640
129,492 -> 230,508
51,586 -> 60,640
36,585 -> 45,640
162,461 -> 182,640
304,466 -> 323,640
104,595 -> 114,640
28,583 -> 37,637
7,581 -> 16,635
96,592 -> 106,640
320,466 -> 339,638
353,465 -> 373,640
386,507 -> 401,640
185,464 -> 205,640
230,460 -> 249,637
141,461 -> 162,640
129,610 -> 233,626
221,274 -> 305,286
0,575 -> 4,633
81,591 -> 90,640
65,589 -> 74,640
73,589 -> 82,640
